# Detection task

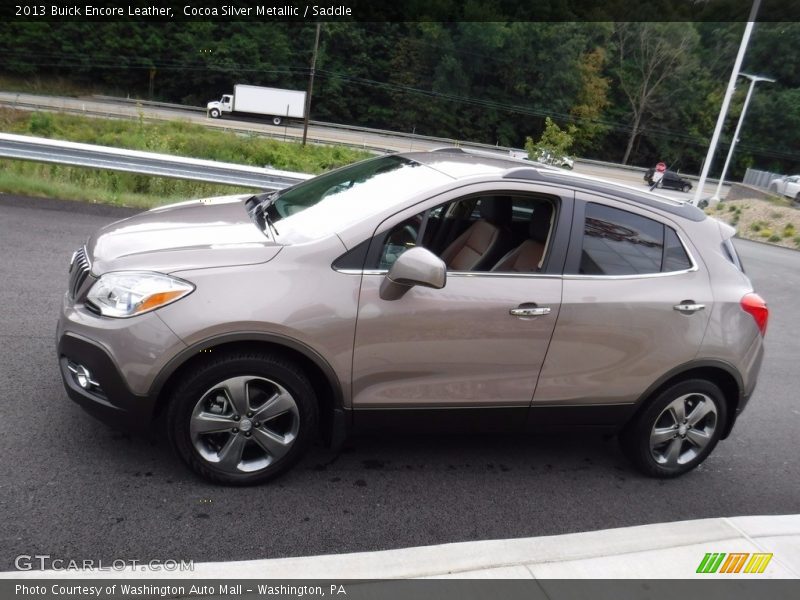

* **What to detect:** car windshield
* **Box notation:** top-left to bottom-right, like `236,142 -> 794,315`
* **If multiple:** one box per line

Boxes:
265,156 -> 451,242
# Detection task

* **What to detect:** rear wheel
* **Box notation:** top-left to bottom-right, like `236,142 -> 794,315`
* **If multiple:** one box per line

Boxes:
272,116 -> 282,126
681,183 -> 691,193
620,379 -> 727,478
167,352 -> 318,485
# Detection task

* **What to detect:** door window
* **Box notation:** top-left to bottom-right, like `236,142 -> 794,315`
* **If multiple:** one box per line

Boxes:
371,194 -> 558,273
576,203 -> 692,276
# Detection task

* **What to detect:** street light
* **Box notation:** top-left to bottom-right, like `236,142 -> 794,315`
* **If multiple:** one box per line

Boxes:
711,73 -> 776,203
692,0 -> 761,205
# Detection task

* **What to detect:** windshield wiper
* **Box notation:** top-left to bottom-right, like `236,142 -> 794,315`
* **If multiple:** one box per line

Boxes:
248,192 -> 280,240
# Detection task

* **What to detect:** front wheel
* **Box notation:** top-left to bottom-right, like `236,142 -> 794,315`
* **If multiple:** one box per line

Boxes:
620,379 -> 727,478
167,352 -> 318,485
209,108 -> 221,118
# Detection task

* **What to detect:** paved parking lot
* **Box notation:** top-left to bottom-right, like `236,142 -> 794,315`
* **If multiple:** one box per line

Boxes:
0,193 -> 798,571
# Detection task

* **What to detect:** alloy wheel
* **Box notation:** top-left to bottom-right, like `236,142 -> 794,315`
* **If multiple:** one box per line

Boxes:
649,392 -> 718,468
189,375 -> 300,474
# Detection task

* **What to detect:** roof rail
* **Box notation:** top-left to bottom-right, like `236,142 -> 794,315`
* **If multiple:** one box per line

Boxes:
502,166 -> 543,181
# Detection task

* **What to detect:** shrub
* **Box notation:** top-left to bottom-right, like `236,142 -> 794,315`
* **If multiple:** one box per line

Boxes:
768,234 -> 781,242
782,224 -> 796,238
28,112 -> 54,137
759,228 -> 773,238
750,222 -> 763,232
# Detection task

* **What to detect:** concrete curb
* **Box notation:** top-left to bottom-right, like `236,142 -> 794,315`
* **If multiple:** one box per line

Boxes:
4,515 -> 799,580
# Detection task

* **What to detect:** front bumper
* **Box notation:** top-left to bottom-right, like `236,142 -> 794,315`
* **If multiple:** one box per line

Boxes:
57,294 -> 187,431
58,334 -> 156,432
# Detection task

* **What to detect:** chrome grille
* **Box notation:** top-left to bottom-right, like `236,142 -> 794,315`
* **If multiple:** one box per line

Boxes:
68,246 -> 91,300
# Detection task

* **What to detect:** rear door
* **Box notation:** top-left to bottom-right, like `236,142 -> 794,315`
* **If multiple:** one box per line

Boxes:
532,192 -> 713,415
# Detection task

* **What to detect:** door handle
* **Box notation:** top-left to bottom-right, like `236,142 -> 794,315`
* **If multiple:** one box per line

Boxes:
510,306 -> 551,317
673,302 -> 705,314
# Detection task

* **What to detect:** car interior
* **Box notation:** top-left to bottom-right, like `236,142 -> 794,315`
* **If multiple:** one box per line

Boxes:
378,194 -> 557,273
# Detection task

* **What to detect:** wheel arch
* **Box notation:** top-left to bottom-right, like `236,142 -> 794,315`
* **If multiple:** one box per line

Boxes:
625,360 -> 743,439
151,333 -> 345,444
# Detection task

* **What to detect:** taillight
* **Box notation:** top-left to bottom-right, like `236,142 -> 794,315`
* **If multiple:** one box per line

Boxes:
741,293 -> 768,336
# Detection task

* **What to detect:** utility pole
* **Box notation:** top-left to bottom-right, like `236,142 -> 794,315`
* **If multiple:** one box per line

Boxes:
692,0 -> 761,206
302,23 -> 321,147
712,73 -> 775,202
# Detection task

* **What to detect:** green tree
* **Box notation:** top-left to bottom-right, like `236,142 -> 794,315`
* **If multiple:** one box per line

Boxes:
525,117 -> 576,159
570,47 -> 611,153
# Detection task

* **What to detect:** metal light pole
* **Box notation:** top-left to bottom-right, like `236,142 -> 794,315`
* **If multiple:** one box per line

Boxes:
712,73 -> 775,202
692,0 -> 761,205
302,23 -> 321,147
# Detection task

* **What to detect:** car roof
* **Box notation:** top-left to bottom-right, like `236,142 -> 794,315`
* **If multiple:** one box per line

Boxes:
401,148 -> 706,223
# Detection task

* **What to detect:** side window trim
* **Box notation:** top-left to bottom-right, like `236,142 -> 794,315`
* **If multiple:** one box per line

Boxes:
565,196 -> 698,280
336,184 -> 575,277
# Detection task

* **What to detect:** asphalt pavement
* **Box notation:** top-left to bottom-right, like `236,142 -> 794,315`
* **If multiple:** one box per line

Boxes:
0,193 -> 798,572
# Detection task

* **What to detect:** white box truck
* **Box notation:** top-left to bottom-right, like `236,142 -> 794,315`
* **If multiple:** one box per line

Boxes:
206,85 -> 307,125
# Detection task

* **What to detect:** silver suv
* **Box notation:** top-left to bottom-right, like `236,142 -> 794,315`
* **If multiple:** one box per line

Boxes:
57,149 -> 767,484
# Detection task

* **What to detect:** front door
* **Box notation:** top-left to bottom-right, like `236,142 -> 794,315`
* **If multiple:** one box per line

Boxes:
350,191 -> 568,415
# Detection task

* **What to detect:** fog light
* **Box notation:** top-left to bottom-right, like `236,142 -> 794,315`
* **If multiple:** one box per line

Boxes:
76,366 -> 91,389
67,361 -> 99,390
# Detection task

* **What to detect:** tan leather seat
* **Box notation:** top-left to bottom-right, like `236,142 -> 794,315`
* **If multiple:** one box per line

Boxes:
440,197 -> 513,271
491,200 -> 553,273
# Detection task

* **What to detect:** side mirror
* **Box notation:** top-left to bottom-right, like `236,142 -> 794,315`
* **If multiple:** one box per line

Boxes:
379,247 -> 446,301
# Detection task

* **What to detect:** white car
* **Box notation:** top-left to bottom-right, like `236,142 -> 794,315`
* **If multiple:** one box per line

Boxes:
768,175 -> 800,201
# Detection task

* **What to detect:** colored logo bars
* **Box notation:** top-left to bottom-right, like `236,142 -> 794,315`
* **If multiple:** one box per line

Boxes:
697,552 -> 773,574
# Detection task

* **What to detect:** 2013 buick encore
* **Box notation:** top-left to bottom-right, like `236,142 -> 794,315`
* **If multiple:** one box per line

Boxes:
57,149 -> 767,484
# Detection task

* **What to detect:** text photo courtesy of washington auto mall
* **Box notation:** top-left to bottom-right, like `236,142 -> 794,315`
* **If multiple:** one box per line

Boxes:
0,1 -> 799,599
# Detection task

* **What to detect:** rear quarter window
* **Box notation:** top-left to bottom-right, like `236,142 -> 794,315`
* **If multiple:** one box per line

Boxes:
722,237 -> 744,272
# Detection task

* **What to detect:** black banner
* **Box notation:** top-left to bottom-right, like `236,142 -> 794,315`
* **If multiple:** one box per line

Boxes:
3,580 -> 800,600
3,0 -> 800,22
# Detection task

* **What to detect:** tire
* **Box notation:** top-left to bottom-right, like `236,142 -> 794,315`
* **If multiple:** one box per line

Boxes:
167,351 -> 318,485
619,379 -> 727,478
682,183 -> 691,193
209,108 -> 221,119
272,116 -> 282,126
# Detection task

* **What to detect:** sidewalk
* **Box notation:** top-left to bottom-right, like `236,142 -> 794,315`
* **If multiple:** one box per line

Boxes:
4,515 -> 799,579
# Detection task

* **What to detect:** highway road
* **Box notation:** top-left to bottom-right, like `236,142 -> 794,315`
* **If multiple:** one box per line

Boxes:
0,91 -> 728,201
0,193 -> 796,571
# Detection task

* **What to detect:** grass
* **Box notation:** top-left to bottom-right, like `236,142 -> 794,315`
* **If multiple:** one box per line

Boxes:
706,199 -> 800,250
0,107 -> 372,208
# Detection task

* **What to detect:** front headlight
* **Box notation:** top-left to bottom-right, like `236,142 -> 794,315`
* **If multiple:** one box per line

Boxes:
86,272 -> 194,318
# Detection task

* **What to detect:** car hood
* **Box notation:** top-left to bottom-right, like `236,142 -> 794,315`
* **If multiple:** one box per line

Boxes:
87,194 -> 282,275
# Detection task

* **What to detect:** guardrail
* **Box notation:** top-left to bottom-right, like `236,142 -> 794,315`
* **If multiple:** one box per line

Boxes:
0,133 -> 311,190
85,95 -> 722,181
